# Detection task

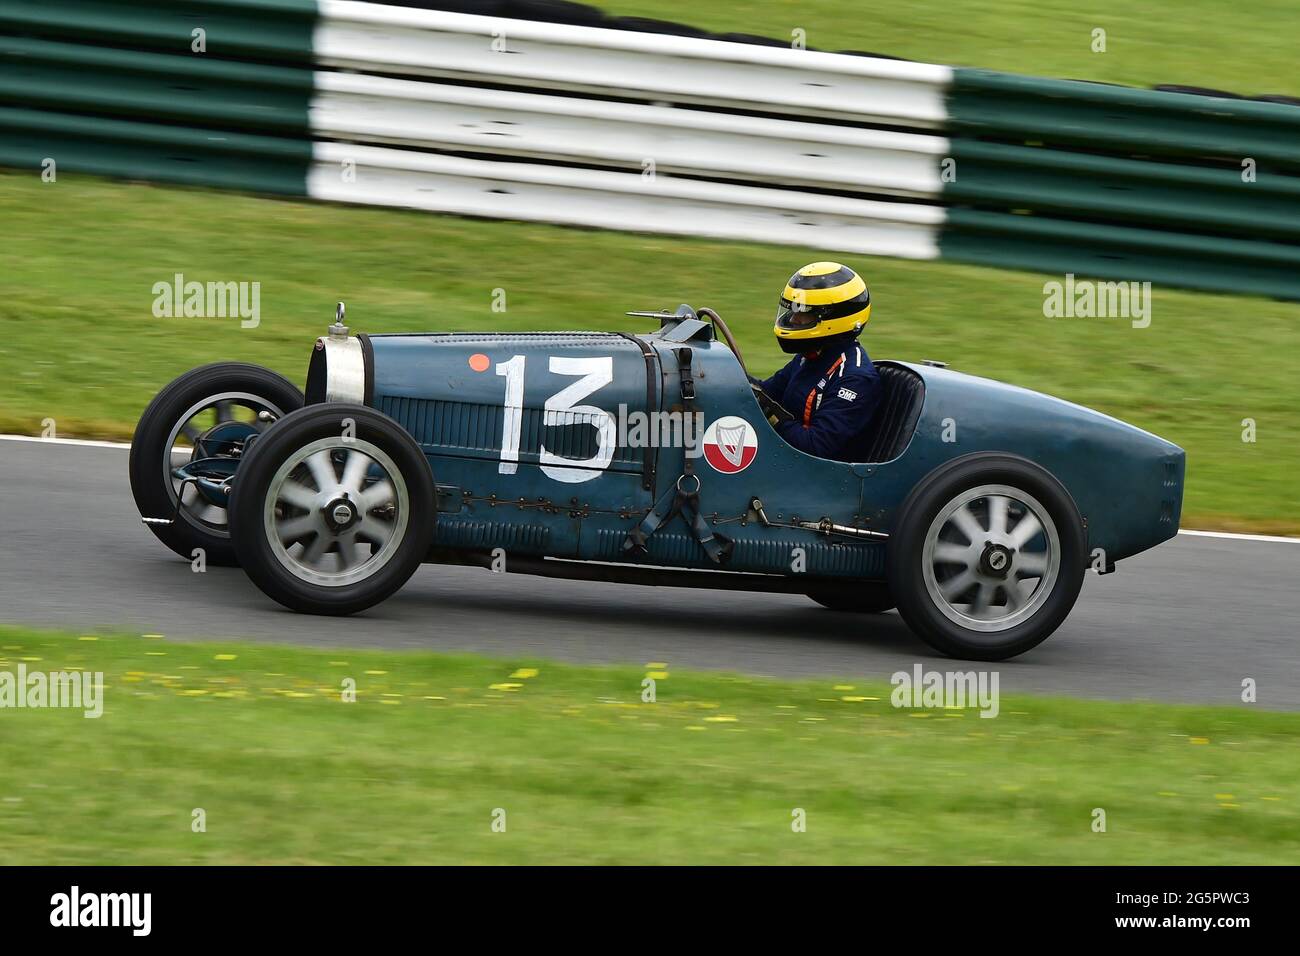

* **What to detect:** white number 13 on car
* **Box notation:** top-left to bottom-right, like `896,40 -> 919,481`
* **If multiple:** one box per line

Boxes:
496,355 -> 616,483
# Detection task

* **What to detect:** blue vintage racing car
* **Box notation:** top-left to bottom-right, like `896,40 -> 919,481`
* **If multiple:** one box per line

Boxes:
130,303 -> 1184,660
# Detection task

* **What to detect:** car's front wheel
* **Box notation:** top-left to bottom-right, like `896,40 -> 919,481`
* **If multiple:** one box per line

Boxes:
129,363 -> 304,565
228,404 -> 436,615
886,454 -> 1086,661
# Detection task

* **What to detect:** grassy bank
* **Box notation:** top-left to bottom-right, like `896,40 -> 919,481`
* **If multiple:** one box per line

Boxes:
586,0 -> 1300,94
2,172 -> 1297,531
0,627 -> 1297,865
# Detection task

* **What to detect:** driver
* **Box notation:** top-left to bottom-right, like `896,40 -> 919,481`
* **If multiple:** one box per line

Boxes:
753,262 -> 882,462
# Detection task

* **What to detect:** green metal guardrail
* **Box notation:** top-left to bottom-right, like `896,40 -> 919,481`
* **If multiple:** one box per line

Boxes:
0,0 -> 314,192
940,69 -> 1300,299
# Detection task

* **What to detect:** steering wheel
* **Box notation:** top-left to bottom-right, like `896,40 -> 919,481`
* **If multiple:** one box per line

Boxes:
751,384 -> 795,424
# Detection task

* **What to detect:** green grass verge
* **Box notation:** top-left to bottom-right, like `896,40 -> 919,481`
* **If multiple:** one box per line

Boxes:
585,0 -> 1300,94
4,172 -> 1297,531
1,627 -> 1297,865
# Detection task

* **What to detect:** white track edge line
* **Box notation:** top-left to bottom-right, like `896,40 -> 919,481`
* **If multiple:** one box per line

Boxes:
1175,529 -> 1300,544
1,433 -> 1296,545
0,434 -> 132,450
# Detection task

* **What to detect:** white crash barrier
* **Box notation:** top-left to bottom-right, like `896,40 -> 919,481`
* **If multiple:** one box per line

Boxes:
315,1 -> 952,125
311,72 -> 949,197
309,142 -> 944,258
310,2 -> 952,252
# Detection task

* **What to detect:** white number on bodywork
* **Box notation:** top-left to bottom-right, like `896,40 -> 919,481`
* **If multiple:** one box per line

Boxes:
494,355 -> 616,483
495,355 -> 526,475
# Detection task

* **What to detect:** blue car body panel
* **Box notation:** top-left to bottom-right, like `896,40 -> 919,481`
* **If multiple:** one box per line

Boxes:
359,317 -> 1184,579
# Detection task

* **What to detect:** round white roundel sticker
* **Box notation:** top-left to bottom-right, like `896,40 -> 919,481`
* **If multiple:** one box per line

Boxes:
702,416 -> 758,474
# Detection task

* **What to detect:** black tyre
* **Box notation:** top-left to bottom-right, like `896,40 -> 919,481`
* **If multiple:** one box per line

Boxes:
129,363 -> 304,565
228,404 -> 435,615
886,454 -> 1086,661
807,584 -> 894,613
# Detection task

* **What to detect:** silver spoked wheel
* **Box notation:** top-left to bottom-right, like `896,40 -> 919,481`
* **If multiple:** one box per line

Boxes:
163,391 -> 287,532
921,483 -> 1060,635
263,437 -> 410,587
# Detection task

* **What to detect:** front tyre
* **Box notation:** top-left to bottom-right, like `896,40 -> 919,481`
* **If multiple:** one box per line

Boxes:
129,363 -> 304,565
886,454 -> 1086,661
229,404 -> 436,615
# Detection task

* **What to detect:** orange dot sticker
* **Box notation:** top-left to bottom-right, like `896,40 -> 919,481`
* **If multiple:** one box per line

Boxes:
468,353 -> 490,372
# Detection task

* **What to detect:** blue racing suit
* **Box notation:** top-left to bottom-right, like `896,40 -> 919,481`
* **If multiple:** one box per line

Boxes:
758,341 -> 882,462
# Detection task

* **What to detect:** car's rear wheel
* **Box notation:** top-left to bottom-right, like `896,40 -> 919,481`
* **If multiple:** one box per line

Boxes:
129,363 -> 303,565
806,584 -> 894,613
229,404 -> 435,615
887,454 -> 1086,661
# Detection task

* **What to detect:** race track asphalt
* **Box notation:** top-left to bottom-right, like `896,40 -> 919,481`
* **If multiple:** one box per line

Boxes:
1,439 -> 1296,709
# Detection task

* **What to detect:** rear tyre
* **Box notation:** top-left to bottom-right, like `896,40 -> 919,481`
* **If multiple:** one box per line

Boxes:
229,404 -> 435,615
807,584 -> 894,613
886,454 -> 1086,661
129,363 -> 303,565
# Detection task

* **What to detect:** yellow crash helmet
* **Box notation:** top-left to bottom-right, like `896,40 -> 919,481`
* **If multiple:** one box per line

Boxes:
774,262 -> 871,354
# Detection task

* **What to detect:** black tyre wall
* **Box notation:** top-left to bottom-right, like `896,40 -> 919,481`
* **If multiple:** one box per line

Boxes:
129,363 -> 303,565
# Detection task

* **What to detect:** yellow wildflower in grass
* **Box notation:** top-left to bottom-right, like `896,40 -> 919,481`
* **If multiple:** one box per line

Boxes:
364,670 -> 387,675
704,715 -> 738,723
510,668 -> 539,679
77,636 -> 99,642
489,682 -> 523,691
1190,737 -> 1210,745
